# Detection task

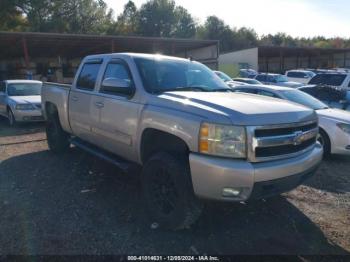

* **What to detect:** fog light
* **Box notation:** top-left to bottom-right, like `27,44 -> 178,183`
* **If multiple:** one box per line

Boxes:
222,188 -> 241,197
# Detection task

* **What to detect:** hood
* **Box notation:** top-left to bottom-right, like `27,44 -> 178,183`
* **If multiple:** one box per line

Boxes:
317,108 -> 350,123
151,92 -> 316,126
9,95 -> 41,104
277,82 -> 303,88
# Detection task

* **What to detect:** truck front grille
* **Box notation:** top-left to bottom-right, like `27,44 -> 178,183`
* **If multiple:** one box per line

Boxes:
247,120 -> 318,162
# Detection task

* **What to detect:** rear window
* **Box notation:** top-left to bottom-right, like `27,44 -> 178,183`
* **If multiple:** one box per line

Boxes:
256,75 -> 266,81
287,72 -> 305,78
309,74 -> 346,86
76,63 -> 102,90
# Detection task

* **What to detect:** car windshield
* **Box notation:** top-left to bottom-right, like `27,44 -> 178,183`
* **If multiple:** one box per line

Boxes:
7,83 -> 42,96
276,75 -> 289,82
281,90 -> 328,110
215,71 -> 232,82
134,57 -> 230,93
309,74 -> 347,86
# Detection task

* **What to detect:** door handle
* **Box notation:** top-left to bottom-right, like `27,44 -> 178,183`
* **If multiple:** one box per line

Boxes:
71,96 -> 78,102
95,102 -> 104,108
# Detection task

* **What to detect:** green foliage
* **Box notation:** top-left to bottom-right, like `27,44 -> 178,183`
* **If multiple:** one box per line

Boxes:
0,0 -> 349,51
136,0 -> 196,38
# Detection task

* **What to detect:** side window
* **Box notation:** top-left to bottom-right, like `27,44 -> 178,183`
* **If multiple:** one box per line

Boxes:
256,75 -> 266,81
100,61 -> 133,95
256,90 -> 278,98
0,82 -> 5,93
76,63 -> 102,91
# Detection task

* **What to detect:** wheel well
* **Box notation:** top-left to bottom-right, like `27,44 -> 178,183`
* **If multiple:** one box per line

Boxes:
141,129 -> 189,163
45,102 -> 58,118
319,127 -> 331,149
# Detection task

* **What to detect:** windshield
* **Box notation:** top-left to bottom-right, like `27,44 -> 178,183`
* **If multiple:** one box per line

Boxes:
215,71 -> 232,82
276,75 -> 289,82
134,57 -> 229,93
309,74 -> 346,86
281,90 -> 328,110
7,83 -> 42,96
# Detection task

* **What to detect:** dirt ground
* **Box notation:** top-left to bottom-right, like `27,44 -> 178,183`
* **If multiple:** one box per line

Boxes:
0,117 -> 349,256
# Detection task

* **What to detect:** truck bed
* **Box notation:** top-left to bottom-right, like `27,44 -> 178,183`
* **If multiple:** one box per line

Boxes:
41,82 -> 72,133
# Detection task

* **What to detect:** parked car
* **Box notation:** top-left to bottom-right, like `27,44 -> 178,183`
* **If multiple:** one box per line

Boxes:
0,80 -> 43,126
42,53 -> 322,229
213,71 -> 247,87
299,85 -> 350,111
307,72 -> 350,90
239,69 -> 258,79
231,84 -> 350,156
285,70 -> 316,84
255,73 -> 303,88
233,78 -> 262,85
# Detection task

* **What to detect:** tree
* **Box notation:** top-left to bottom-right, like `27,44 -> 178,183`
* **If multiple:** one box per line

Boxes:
0,0 -> 28,31
172,6 -> 196,38
13,0 -> 114,34
136,0 -> 195,38
113,1 -> 139,35
197,16 -> 235,52
137,0 -> 177,37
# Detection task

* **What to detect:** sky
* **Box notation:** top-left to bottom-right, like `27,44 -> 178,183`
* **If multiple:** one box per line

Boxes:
104,0 -> 350,38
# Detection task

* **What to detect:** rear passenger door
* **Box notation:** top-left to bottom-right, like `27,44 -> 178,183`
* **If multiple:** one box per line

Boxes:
69,59 -> 102,142
93,58 -> 142,161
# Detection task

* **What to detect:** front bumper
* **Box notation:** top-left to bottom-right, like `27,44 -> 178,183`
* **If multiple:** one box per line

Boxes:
189,143 -> 323,202
13,109 -> 44,122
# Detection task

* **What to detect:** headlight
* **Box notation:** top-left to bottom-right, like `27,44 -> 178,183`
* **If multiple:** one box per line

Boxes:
15,104 -> 35,110
337,123 -> 350,134
199,122 -> 246,158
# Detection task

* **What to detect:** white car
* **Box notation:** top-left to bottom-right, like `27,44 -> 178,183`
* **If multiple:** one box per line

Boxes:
231,84 -> 350,156
213,70 -> 248,87
285,70 -> 316,84
0,80 -> 43,126
255,73 -> 303,88
308,72 -> 350,90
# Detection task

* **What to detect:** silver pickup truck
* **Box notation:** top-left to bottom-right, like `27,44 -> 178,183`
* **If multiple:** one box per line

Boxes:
42,53 -> 323,230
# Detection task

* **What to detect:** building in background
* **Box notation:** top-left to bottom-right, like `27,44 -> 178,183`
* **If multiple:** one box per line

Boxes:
0,31 -> 219,83
219,46 -> 350,77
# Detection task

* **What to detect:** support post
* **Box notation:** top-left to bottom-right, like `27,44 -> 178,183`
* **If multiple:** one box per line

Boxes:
111,39 -> 115,53
22,37 -> 30,69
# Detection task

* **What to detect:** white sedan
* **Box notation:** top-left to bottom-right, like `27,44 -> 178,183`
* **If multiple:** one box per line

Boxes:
0,80 -> 43,126
231,84 -> 350,156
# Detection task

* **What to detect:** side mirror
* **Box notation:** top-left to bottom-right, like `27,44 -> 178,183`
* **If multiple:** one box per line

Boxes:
101,77 -> 133,96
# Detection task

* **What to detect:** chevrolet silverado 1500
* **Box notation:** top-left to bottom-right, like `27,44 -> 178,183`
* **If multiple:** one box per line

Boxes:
42,53 -> 323,230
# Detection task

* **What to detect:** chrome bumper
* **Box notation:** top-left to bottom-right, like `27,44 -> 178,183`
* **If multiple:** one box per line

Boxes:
189,143 -> 323,202
13,109 -> 44,122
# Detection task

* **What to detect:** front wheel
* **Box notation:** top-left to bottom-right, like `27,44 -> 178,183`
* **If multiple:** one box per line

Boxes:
141,152 -> 203,230
7,109 -> 16,127
46,113 -> 70,154
317,129 -> 331,157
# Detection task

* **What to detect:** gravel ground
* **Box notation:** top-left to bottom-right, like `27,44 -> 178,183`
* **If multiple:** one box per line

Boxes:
0,117 -> 349,255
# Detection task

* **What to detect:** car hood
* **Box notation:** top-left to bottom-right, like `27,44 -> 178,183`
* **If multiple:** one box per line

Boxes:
317,108 -> 350,123
9,95 -> 41,104
151,92 -> 316,126
276,82 -> 303,88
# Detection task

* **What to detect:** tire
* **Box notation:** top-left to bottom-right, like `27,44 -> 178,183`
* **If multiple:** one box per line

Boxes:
7,109 -> 16,127
317,129 -> 331,157
46,112 -> 70,153
141,152 -> 203,230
